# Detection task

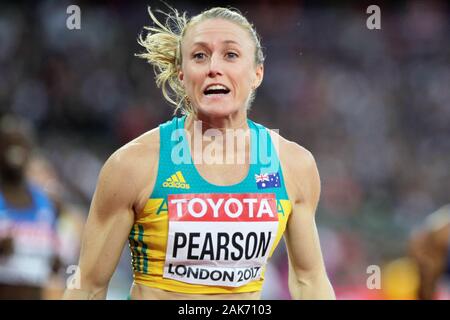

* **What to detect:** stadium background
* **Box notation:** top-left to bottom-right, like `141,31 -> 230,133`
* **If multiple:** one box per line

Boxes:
0,0 -> 449,299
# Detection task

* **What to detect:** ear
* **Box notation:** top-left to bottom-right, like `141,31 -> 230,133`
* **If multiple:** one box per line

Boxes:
178,70 -> 184,83
253,64 -> 264,89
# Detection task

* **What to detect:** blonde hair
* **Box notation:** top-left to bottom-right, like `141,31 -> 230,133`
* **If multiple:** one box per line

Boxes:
136,6 -> 265,115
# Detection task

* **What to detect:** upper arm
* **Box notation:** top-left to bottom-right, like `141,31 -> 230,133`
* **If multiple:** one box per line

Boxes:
282,143 -> 326,277
76,151 -> 137,292
63,131 -> 159,299
409,225 -> 449,299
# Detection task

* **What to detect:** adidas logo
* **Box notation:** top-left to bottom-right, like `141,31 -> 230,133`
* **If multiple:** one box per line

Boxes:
162,171 -> 190,189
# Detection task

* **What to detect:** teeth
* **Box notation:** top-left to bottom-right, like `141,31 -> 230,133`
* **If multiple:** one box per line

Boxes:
206,84 -> 228,91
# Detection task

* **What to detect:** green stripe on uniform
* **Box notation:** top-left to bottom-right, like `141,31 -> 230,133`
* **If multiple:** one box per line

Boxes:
138,224 -> 149,274
129,225 -> 141,272
277,200 -> 285,217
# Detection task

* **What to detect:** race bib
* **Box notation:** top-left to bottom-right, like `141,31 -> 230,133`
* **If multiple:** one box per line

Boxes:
163,193 -> 279,287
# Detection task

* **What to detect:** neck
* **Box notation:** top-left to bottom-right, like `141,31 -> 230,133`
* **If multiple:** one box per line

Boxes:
187,109 -> 249,133
184,110 -> 251,165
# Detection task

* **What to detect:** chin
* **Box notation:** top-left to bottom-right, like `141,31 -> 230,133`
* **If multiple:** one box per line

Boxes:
197,103 -> 241,119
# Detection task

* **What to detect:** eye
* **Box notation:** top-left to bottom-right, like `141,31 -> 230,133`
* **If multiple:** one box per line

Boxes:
193,52 -> 207,60
225,52 -> 239,59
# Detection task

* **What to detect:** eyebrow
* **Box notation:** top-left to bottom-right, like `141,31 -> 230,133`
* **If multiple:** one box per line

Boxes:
192,40 -> 241,47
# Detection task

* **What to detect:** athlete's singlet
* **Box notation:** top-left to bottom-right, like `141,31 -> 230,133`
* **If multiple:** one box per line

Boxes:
129,116 -> 292,294
0,184 -> 58,286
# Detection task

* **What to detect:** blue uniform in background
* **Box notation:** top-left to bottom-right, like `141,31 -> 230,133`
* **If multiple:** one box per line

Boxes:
0,184 -> 59,287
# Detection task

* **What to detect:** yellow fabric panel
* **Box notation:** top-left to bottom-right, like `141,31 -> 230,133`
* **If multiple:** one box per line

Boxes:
130,197 -> 292,294
269,199 -> 292,257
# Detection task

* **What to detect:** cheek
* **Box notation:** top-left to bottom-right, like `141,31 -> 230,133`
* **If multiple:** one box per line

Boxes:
234,71 -> 255,93
183,66 -> 204,91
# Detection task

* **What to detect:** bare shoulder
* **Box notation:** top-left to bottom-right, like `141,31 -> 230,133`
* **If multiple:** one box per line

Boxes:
267,129 -> 319,206
102,127 -> 159,176
267,129 -> 317,178
97,127 -> 160,211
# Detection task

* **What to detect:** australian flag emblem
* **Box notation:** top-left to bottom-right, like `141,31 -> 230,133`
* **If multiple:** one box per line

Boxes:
255,172 -> 281,189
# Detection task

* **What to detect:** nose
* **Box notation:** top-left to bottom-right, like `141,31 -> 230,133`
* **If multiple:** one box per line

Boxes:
207,54 -> 223,78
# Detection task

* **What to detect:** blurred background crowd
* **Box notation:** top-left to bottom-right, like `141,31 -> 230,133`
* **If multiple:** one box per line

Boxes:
0,0 -> 449,299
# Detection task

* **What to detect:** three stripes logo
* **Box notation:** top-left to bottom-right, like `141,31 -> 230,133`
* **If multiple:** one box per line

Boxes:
163,171 -> 190,189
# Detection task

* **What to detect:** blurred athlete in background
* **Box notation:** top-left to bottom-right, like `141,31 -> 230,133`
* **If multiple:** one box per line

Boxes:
409,204 -> 450,299
0,114 -> 62,299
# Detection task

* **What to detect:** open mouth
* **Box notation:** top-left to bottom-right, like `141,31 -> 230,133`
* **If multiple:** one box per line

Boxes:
203,84 -> 231,96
